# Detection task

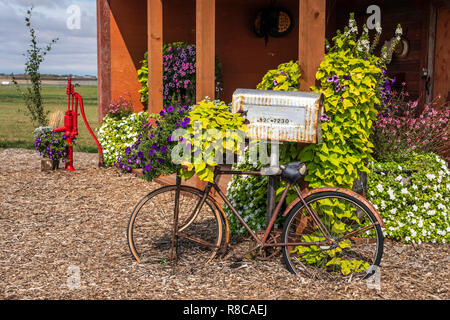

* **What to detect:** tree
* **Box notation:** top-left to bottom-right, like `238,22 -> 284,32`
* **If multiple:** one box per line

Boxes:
11,6 -> 59,127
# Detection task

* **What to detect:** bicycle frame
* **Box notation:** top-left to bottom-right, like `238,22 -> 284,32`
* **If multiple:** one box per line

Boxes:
178,167 -> 334,252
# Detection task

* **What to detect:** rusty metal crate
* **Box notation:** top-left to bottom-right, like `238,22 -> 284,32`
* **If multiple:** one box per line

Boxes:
232,88 -> 323,144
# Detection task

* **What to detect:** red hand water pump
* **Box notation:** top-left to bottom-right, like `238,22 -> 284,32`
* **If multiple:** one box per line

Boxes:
53,78 -> 103,171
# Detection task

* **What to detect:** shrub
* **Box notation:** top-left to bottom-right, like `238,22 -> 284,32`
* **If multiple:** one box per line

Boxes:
12,6 -> 58,127
97,112 -> 148,166
137,42 -> 223,107
372,85 -> 450,163
117,105 -> 191,182
179,99 -> 248,183
368,153 -> 449,244
256,61 -> 300,91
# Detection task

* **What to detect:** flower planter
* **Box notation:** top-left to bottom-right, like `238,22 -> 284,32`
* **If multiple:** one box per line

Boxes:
41,158 -> 59,171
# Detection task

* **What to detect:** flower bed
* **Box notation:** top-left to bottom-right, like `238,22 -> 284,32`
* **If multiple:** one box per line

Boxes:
97,111 -> 148,166
116,99 -> 248,184
116,105 -> 190,181
368,153 -> 449,244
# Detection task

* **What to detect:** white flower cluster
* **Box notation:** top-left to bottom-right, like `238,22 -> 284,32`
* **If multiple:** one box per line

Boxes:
395,24 -> 403,40
356,38 -> 370,53
345,17 -> 358,36
368,154 -> 449,244
97,112 -> 148,166
225,173 -> 268,235
223,149 -> 274,235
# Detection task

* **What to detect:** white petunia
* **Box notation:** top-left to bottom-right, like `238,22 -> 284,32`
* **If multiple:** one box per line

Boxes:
387,187 -> 396,200
376,183 -> 384,193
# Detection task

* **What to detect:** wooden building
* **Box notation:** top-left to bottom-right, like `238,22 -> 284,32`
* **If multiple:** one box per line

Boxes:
96,0 -> 449,121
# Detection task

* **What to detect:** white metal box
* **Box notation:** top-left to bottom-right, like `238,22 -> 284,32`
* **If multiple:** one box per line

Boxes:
232,89 -> 323,143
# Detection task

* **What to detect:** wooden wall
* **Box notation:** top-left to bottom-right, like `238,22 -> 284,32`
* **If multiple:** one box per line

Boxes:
433,5 -> 450,101
109,0 -> 148,113
101,0 -> 300,115
100,0 -> 446,117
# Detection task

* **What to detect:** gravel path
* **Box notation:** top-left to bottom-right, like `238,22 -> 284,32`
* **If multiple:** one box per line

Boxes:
0,148 -> 448,300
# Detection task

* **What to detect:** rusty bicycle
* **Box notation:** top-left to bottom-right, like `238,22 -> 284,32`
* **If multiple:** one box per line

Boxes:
127,161 -> 384,279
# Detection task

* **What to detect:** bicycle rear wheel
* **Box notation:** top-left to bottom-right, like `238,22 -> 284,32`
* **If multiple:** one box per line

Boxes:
282,190 -> 383,279
127,185 -> 223,266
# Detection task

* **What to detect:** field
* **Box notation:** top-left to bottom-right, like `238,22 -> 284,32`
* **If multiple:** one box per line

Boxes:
0,83 -> 99,153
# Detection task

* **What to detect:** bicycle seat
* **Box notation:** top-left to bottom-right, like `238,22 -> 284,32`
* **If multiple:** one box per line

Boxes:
280,162 -> 307,183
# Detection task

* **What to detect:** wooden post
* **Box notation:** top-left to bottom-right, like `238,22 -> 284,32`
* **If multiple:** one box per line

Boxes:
96,0 -> 111,124
298,0 -> 326,91
196,0 -> 216,102
147,0 -> 163,115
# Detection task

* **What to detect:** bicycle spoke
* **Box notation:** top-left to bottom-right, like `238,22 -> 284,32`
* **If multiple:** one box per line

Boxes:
127,186 -> 224,266
282,190 -> 383,278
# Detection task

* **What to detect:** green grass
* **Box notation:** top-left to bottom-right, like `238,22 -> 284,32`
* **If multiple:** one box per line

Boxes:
0,83 -> 99,153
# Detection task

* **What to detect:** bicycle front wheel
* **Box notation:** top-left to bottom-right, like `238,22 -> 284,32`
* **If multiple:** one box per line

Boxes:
127,185 -> 224,266
282,190 -> 383,279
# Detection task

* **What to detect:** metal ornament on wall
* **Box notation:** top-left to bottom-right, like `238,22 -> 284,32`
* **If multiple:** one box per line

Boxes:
394,38 -> 409,59
383,37 -> 410,64
253,1 -> 294,45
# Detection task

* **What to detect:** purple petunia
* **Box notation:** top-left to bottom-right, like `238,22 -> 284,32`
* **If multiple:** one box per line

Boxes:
320,113 -> 331,122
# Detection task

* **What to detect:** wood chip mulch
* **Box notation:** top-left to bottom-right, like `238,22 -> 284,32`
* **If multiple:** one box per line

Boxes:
0,148 -> 448,300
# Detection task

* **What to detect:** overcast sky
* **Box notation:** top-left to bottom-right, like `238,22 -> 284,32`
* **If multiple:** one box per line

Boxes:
0,0 -> 97,76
